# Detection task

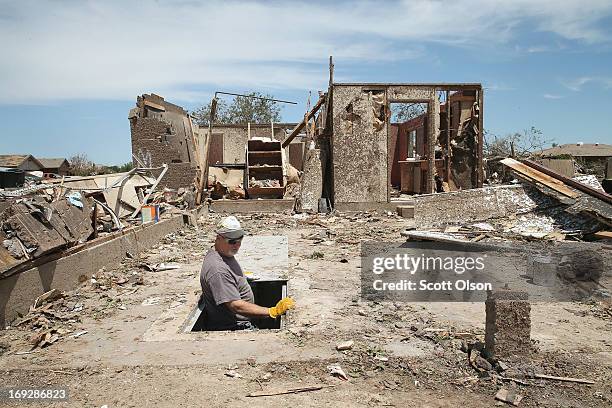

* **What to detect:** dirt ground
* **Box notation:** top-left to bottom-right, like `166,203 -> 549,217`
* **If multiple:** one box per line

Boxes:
1,211 -> 611,407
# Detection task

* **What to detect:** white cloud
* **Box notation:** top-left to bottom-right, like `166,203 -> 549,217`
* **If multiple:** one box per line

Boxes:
543,93 -> 563,99
0,0 -> 611,103
561,76 -> 612,91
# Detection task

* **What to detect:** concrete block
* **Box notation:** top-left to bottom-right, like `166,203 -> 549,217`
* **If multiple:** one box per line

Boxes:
299,148 -> 322,212
485,290 -> 531,358
396,205 -> 414,218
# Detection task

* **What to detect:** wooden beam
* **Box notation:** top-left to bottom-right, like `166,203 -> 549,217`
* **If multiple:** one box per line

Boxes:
281,95 -> 326,148
196,98 -> 218,205
143,100 -> 165,111
593,231 -> 612,240
522,159 -> 612,204
477,89 -> 484,187
501,158 -> 580,199
445,90 -> 451,185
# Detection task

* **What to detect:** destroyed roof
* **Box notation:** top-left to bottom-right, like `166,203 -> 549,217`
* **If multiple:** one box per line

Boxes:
537,143 -> 612,157
0,154 -> 43,168
38,158 -> 69,168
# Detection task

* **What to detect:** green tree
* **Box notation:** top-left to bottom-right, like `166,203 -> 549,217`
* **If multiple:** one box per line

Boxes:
191,91 -> 281,126
191,99 -> 229,126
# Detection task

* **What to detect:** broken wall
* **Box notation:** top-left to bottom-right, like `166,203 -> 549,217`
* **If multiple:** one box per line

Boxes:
332,85 -> 439,203
129,94 -> 198,190
210,124 -> 293,164
444,92 -> 480,190
332,86 -> 390,203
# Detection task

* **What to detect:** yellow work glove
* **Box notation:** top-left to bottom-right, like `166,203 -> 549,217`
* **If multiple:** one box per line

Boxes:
268,297 -> 295,318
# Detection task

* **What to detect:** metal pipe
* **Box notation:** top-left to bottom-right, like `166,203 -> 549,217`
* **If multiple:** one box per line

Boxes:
214,91 -> 297,105
130,164 -> 169,218
92,198 -> 123,231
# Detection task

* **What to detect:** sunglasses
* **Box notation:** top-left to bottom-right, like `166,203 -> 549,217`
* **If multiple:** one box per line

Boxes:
225,237 -> 243,245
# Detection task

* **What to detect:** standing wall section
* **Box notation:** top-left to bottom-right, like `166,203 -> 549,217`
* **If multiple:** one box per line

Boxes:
332,85 -> 389,204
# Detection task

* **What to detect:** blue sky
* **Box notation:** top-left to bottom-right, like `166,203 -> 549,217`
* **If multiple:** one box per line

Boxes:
1,0 -> 612,165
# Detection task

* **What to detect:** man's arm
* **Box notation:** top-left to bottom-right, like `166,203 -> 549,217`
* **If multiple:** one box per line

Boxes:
224,300 -> 271,318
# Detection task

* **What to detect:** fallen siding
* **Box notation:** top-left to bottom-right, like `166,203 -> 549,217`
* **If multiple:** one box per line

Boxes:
0,207 -> 206,327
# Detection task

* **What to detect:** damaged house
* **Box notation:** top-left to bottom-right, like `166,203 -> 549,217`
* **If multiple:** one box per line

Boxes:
128,79 -> 484,216
128,94 -> 307,207
324,83 -> 483,211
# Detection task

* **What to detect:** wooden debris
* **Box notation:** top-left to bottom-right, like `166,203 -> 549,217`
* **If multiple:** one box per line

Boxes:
592,231 -> 612,240
530,373 -> 595,385
281,95 -> 326,148
32,289 -> 63,309
471,234 -> 487,242
247,384 -> 334,397
501,158 -> 579,199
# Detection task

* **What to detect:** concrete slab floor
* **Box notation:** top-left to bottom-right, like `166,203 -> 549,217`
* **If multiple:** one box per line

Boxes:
0,214 -> 610,407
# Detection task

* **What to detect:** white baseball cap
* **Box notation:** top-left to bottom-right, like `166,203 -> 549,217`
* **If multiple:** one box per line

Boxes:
216,216 -> 244,239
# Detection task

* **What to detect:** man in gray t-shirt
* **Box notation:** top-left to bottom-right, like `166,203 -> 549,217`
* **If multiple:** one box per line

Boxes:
199,216 -> 295,330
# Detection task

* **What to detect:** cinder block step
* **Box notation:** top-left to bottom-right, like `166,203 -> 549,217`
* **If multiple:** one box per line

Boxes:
396,205 -> 414,218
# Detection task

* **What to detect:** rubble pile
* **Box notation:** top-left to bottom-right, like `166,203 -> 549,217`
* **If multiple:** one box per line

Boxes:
0,165 -> 192,276
8,289 -> 86,351
1,192 -> 93,271
408,164 -> 611,243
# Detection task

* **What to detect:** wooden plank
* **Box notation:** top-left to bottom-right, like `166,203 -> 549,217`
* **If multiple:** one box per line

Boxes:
248,139 -> 281,151
413,166 -> 421,193
523,159 -> 612,204
501,158 -> 579,198
288,142 -> 304,171
246,186 -> 285,199
531,373 -> 595,385
249,166 -> 282,170
143,100 -> 166,111
281,95 -> 326,148
593,231 -> 612,240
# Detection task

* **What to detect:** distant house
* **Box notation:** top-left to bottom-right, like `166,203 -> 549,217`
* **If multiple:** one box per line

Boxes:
538,143 -> 612,159
0,154 -> 43,172
537,143 -> 612,178
38,158 -> 70,176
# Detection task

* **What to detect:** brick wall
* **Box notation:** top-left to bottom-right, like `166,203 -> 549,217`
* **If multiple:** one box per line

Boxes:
160,163 -> 197,190
131,117 -> 182,166
129,94 -> 199,189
